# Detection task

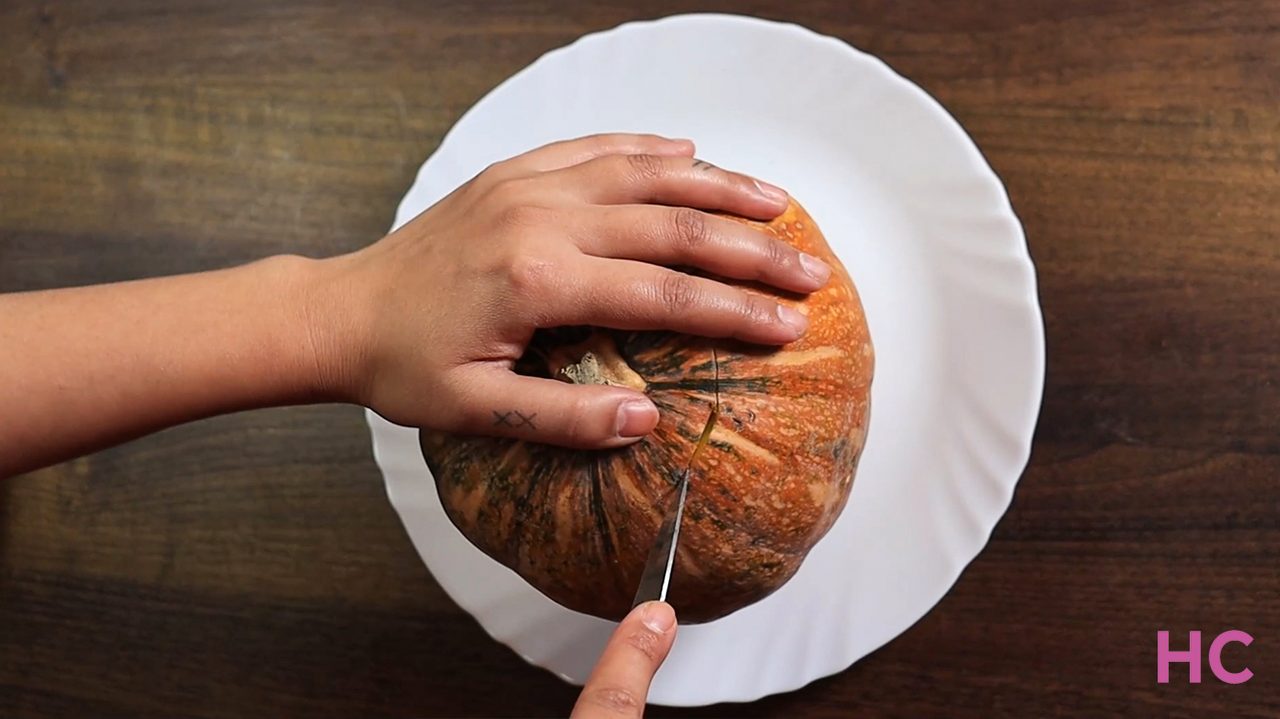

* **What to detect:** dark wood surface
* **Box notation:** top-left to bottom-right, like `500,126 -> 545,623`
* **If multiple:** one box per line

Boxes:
2,1 -> 1278,716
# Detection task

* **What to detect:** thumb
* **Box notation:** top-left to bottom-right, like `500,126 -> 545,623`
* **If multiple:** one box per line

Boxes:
572,601 -> 678,719
449,369 -> 660,449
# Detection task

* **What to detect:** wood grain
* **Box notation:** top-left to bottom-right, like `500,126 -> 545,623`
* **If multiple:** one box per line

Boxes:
2,0 -> 1278,716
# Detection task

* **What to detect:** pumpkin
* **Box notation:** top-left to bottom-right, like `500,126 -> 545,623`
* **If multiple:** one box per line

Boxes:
420,199 -> 873,623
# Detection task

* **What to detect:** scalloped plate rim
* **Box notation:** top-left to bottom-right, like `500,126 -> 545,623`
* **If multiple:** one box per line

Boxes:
367,12 -> 1045,707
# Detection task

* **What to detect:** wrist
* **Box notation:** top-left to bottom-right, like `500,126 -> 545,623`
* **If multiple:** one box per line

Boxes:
277,252 -> 373,405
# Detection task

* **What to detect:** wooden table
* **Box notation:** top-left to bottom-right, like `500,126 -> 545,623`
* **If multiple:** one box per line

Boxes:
2,1 -> 1277,716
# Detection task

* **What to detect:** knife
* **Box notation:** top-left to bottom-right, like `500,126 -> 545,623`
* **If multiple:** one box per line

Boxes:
631,352 -> 721,608
630,468 -> 692,606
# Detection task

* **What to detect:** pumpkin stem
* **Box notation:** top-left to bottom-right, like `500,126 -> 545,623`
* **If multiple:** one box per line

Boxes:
546,332 -> 648,391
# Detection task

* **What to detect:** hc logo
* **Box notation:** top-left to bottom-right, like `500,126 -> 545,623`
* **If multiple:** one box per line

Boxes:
1157,630 -> 1253,684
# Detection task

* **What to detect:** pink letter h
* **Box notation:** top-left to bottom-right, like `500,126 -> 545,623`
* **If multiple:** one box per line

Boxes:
1157,630 -> 1201,683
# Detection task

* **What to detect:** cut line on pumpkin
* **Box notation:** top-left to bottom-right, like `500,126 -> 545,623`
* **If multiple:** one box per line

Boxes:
683,346 -> 722,479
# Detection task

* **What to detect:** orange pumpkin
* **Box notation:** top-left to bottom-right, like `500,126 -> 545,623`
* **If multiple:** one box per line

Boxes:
420,200 -> 873,623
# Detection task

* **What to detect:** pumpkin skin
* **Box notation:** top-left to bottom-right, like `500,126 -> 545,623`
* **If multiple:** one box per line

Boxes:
420,200 -> 873,623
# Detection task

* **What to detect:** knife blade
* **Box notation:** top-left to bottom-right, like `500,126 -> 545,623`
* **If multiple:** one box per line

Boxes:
631,350 -> 721,608
630,469 -> 691,606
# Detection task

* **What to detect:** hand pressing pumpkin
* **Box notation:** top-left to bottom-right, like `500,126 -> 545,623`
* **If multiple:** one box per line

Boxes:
322,133 -> 834,448
1,133 -> 827,473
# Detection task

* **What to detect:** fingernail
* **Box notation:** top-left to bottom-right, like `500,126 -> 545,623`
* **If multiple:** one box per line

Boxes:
798,252 -> 831,283
753,179 -> 788,204
639,601 -> 676,633
777,303 -> 808,335
616,399 -> 658,438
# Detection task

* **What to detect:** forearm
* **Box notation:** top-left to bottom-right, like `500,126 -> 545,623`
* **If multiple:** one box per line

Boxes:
0,255 -> 348,477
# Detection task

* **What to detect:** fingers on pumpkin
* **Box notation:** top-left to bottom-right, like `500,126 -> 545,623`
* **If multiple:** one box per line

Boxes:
471,135 -> 694,185
459,372 -> 659,448
561,258 -> 808,344
578,205 -> 831,293
555,153 -> 788,220
510,134 -> 695,174
571,601 -> 677,719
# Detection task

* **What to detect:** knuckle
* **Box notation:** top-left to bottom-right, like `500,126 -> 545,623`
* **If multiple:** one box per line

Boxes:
497,202 -> 550,228
582,686 -> 644,716
764,237 -> 790,272
505,252 -> 555,295
656,273 -> 700,313
484,178 -> 552,229
624,153 -> 665,182
487,176 -> 536,206
563,396 -> 596,445
741,293 -> 775,324
671,208 -> 710,254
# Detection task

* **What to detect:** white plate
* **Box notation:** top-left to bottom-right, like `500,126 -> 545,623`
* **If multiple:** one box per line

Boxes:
366,13 -> 1044,706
